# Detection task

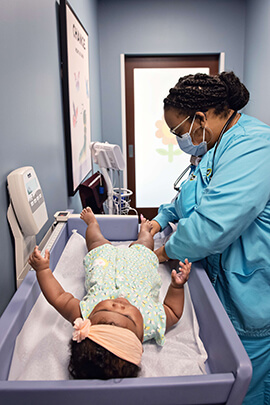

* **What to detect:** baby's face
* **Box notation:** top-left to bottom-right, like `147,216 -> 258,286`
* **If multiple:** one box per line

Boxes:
89,298 -> 144,342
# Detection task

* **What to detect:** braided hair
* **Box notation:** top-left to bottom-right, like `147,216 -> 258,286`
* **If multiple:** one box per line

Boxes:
164,71 -> 249,117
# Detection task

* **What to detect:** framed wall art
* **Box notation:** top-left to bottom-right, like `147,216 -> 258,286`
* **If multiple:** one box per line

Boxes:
60,0 -> 91,195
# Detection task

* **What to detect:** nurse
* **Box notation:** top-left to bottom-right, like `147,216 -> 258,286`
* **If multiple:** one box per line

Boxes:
150,71 -> 270,405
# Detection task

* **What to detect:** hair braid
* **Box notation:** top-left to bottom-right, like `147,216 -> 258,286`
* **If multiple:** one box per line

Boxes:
164,72 -> 249,115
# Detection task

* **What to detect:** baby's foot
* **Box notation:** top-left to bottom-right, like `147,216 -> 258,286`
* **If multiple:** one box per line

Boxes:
140,214 -> 153,233
80,207 -> 97,225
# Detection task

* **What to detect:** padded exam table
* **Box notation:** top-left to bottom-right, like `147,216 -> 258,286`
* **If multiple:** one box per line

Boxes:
0,215 -> 252,405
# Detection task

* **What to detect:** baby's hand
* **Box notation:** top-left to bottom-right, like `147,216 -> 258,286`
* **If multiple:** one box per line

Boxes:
171,258 -> 191,288
28,246 -> 50,272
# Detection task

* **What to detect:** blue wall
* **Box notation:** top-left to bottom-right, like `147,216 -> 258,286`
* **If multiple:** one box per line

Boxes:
244,0 -> 270,125
0,0 -> 269,316
97,0 -> 246,147
0,0 -> 102,316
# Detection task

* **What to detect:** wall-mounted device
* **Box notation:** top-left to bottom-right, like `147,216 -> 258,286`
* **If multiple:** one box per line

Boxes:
7,167 -> 48,287
91,141 -> 125,171
7,167 -> 48,236
90,142 -> 128,214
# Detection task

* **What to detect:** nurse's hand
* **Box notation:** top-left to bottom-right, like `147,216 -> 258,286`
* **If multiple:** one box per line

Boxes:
150,220 -> 161,237
154,245 -> 170,263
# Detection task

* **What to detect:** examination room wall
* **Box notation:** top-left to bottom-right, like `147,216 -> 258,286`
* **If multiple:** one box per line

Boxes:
0,0 -> 102,316
244,0 -> 270,125
1,0 -> 270,319
97,0 -> 247,150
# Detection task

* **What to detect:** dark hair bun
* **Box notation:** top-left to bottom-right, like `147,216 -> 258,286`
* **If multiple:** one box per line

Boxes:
219,71 -> 249,111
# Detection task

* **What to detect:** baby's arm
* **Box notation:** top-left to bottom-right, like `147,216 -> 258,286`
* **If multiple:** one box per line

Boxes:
28,246 -> 81,323
150,220 -> 161,237
163,259 -> 191,331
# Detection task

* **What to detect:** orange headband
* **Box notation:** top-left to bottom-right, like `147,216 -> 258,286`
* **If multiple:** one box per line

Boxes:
72,318 -> 143,366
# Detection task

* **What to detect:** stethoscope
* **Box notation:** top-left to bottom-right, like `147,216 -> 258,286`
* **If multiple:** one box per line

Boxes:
173,110 -> 238,192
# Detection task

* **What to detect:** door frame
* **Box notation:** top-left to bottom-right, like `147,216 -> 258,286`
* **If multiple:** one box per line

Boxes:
120,53 -> 225,217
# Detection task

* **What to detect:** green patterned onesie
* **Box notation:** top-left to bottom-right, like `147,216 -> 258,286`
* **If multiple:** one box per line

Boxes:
80,243 -> 166,345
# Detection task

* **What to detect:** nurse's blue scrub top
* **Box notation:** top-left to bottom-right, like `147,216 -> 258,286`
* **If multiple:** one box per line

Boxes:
154,113 -> 270,338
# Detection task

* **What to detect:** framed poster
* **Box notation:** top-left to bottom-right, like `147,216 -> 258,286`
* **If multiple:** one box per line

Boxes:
60,0 -> 91,195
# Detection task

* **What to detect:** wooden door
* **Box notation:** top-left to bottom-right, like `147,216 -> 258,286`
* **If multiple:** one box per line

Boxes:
125,54 -> 220,219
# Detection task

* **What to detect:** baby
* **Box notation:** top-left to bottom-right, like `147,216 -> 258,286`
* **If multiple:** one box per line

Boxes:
29,207 -> 191,380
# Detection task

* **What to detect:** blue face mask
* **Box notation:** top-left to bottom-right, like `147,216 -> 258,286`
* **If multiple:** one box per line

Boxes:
176,115 -> 208,157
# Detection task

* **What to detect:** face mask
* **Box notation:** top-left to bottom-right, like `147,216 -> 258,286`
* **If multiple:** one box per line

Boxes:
176,115 -> 208,156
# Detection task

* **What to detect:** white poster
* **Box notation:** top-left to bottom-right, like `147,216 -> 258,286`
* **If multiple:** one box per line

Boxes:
134,67 -> 209,207
66,4 -> 91,193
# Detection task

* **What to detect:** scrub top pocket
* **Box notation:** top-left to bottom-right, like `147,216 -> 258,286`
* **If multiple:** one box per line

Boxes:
215,265 -> 270,336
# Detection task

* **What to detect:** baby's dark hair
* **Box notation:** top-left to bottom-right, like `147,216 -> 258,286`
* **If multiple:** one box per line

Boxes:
164,71 -> 250,116
69,338 -> 140,380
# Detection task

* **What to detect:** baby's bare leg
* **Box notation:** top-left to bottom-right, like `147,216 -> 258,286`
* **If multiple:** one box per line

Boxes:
129,217 -> 154,251
80,207 -> 111,252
